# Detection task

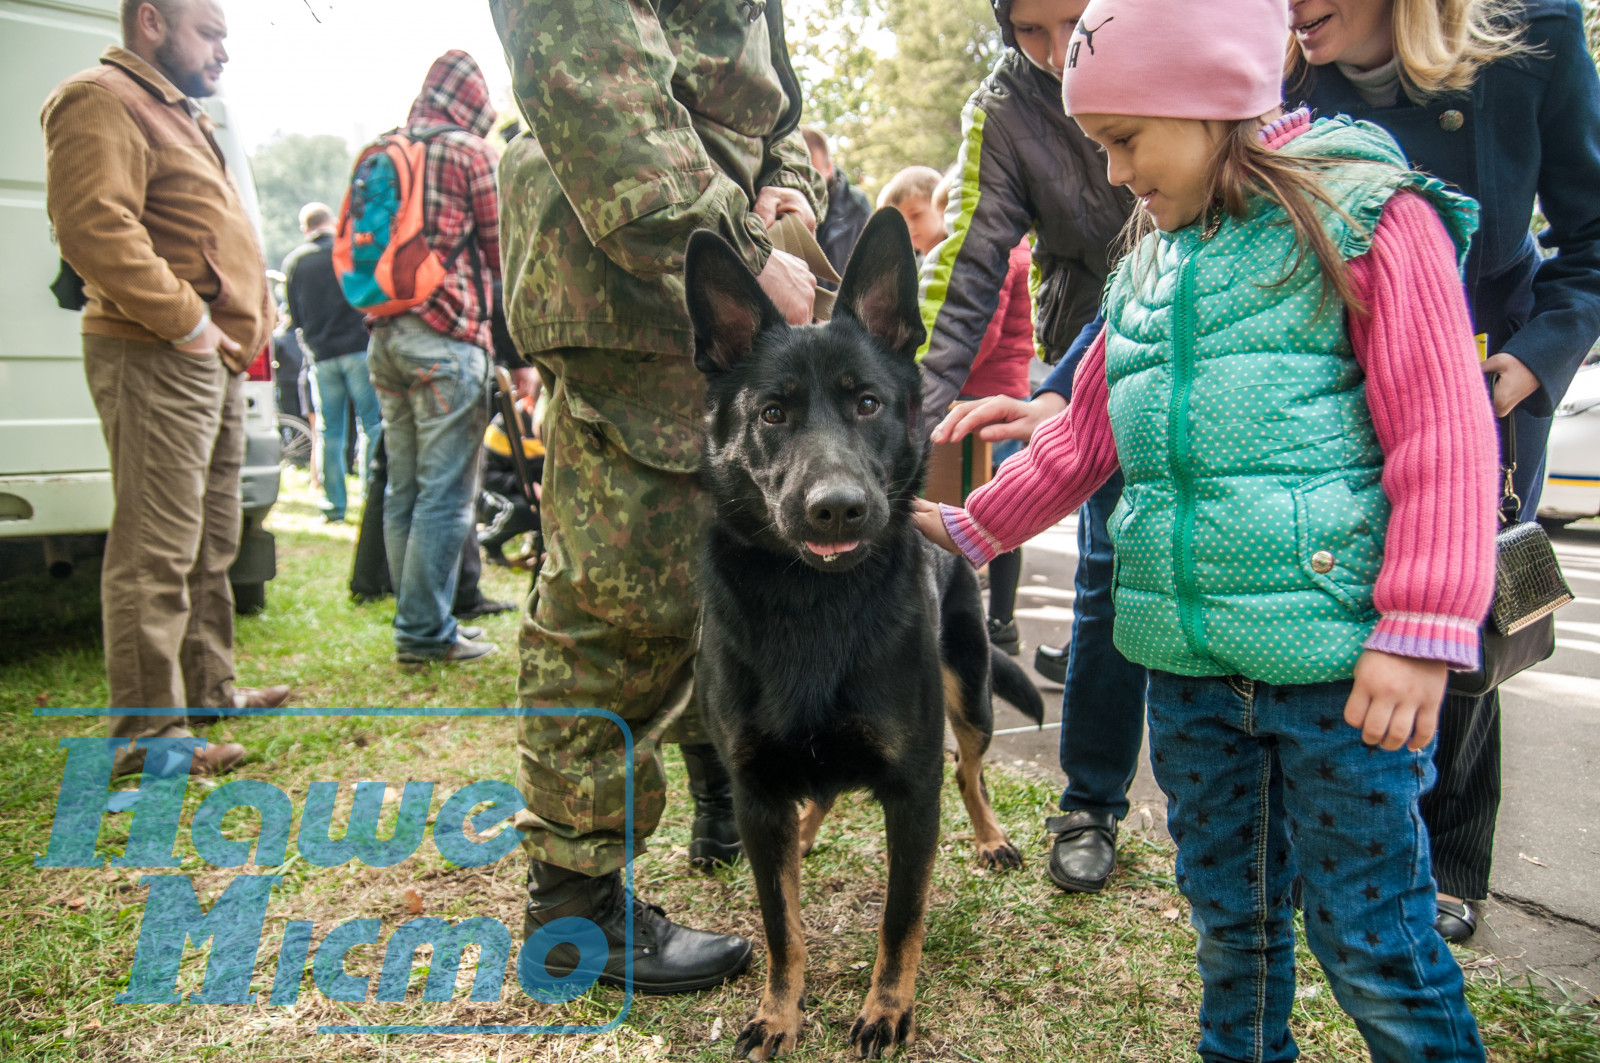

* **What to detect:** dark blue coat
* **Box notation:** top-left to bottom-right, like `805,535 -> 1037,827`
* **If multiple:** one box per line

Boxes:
1291,0 -> 1600,420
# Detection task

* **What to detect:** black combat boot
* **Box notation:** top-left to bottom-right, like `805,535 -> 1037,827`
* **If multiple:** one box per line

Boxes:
679,743 -> 742,868
523,860 -> 752,994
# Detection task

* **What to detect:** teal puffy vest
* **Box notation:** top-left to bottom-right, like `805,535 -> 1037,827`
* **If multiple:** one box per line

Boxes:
1102,116 -> 1478,685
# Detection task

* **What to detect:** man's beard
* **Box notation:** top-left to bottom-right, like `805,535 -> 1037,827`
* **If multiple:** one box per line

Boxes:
154,39 -> 215,98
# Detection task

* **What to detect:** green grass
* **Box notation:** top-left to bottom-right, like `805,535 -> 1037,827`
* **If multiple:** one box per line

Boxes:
1,472 -> 1596,1061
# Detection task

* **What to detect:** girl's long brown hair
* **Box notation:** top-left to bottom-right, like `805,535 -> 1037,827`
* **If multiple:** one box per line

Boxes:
1116,119 -> 1369,316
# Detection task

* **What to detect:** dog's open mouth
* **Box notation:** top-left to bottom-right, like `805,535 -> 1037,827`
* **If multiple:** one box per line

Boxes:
804,541 -> 861,563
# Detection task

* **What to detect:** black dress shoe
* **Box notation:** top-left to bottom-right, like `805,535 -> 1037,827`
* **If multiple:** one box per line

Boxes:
680,744 -> 742,868
523,861 -> 752,994
1435,898 -> 1477,944
1046,810 -> 1118,893
1034,643 -> 1068,684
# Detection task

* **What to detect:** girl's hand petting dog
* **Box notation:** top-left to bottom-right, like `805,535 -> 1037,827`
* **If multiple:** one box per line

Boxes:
1343,650 -> 1449,752
912,498 -> 960,555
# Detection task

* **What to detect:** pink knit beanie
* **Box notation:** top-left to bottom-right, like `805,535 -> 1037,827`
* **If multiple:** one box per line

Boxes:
1061,0 -> 1289,121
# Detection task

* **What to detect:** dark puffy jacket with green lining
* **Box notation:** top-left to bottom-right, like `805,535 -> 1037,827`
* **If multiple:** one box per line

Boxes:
916,49 -> 1133,417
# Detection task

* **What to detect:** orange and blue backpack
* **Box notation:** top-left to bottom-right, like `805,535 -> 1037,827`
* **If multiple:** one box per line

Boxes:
333,125 -> 461,316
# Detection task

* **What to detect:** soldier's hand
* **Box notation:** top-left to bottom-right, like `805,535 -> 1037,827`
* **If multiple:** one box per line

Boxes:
753,187 -> 816,234
758,248 -> 815,326
175,320 -> 242,361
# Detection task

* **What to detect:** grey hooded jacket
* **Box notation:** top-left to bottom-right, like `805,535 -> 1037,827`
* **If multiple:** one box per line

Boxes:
917,48 -> 1132,416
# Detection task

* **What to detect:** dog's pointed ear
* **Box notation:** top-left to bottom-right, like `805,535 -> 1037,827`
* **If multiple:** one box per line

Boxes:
834,208 -> 926,359
685,230 -> 786,374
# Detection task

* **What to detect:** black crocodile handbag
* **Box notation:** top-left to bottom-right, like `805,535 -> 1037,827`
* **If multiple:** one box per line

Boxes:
1448,415 -> 1574,697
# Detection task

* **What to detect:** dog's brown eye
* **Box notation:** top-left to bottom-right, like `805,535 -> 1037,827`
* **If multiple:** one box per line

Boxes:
761,404 -> 786,424
857,395 -> 882,416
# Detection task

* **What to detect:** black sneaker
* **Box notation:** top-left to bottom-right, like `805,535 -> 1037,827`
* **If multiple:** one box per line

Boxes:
987,616 -> 1020,656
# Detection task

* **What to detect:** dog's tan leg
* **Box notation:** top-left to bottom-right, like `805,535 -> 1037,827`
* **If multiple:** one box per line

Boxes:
796,796 -> 836,858
850,797 -> 937,1059
733,801 -> 806,1061
944,666 -> 1023,870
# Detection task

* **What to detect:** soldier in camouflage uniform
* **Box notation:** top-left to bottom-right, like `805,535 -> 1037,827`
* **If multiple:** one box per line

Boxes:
490,0 -> 826,994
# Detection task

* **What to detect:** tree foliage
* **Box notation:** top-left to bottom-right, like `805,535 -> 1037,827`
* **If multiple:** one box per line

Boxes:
249,133 -> 356,270
787,0 -> 999,200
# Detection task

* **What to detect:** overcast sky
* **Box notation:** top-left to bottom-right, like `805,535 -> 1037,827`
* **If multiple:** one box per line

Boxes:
220,0 -> 515,151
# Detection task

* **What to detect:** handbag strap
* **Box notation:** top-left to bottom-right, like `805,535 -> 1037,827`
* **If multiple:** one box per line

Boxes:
1492,375 -> 1519,526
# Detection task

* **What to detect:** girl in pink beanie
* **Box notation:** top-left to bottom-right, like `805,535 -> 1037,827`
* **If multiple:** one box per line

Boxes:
917,0 -> 1497,1059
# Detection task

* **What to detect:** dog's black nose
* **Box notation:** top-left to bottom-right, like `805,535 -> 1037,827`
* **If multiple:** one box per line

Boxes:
806,483 -> 868,539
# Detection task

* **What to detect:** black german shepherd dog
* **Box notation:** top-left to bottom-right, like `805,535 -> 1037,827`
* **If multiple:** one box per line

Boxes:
686,210 -> 1045,1061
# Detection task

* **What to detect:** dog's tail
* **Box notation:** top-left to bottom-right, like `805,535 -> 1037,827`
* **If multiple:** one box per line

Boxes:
990,647 -> 1045,726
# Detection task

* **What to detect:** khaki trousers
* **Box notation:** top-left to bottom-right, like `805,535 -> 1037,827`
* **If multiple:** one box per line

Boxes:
83,335 -> 243,775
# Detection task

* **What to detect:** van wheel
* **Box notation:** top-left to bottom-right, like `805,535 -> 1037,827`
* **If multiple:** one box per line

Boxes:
233,580 -> 266,615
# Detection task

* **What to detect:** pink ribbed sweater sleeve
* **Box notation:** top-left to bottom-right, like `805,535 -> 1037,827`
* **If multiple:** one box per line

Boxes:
941,190 -> 1499,670
1347,191 -> 1498,669
939,331 -> 1120,564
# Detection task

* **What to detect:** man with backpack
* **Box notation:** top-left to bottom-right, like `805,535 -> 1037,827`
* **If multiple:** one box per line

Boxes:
343,50 -> 501,668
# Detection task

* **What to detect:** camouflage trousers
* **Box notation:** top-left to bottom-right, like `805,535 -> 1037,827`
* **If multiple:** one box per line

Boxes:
514,347 -> 710,877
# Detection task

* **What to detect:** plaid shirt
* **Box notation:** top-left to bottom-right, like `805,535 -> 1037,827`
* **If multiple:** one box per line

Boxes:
403,51 -> 499,351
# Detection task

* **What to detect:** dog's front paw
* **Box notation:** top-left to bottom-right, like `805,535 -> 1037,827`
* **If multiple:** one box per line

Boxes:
849,998 -> 914,1059
733,1005 -> 803,1061
976,838 -> 1024,870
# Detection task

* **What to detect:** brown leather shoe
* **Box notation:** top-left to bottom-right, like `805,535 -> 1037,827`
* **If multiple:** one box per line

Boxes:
189,742 -> 246,776
235,685 -> 292,709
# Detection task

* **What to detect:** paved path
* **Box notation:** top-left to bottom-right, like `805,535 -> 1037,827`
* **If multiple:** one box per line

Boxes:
984,514 -> 1600,1002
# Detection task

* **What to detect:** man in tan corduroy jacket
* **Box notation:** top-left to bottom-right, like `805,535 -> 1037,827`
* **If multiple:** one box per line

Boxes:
40,0 -> 291,778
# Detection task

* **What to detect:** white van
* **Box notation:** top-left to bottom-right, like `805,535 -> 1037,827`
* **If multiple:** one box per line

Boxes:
0,0 -> 280,611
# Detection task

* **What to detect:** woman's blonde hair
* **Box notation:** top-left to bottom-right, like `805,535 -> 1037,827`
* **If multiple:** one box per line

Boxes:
1115,119 -> 1369,315
1287,0 -> 1533,99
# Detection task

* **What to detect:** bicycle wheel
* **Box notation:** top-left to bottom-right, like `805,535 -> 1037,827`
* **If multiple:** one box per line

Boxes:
278,413 -> 314,469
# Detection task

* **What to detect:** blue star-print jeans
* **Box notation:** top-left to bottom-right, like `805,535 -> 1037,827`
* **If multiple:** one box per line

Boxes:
1146,671 -> 1483,1063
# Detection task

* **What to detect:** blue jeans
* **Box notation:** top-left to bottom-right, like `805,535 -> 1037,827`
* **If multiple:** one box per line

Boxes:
1059,471 -> 1148,819
367,315 -> 489,657
309,348 -> 383,520
1146,671 -> 1483,1063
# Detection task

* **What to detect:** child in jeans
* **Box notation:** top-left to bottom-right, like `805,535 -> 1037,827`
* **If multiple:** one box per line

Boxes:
914,1 -> 1498,1059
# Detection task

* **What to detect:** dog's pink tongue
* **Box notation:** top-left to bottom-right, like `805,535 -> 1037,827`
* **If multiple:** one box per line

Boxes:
806,541 -> 860,557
